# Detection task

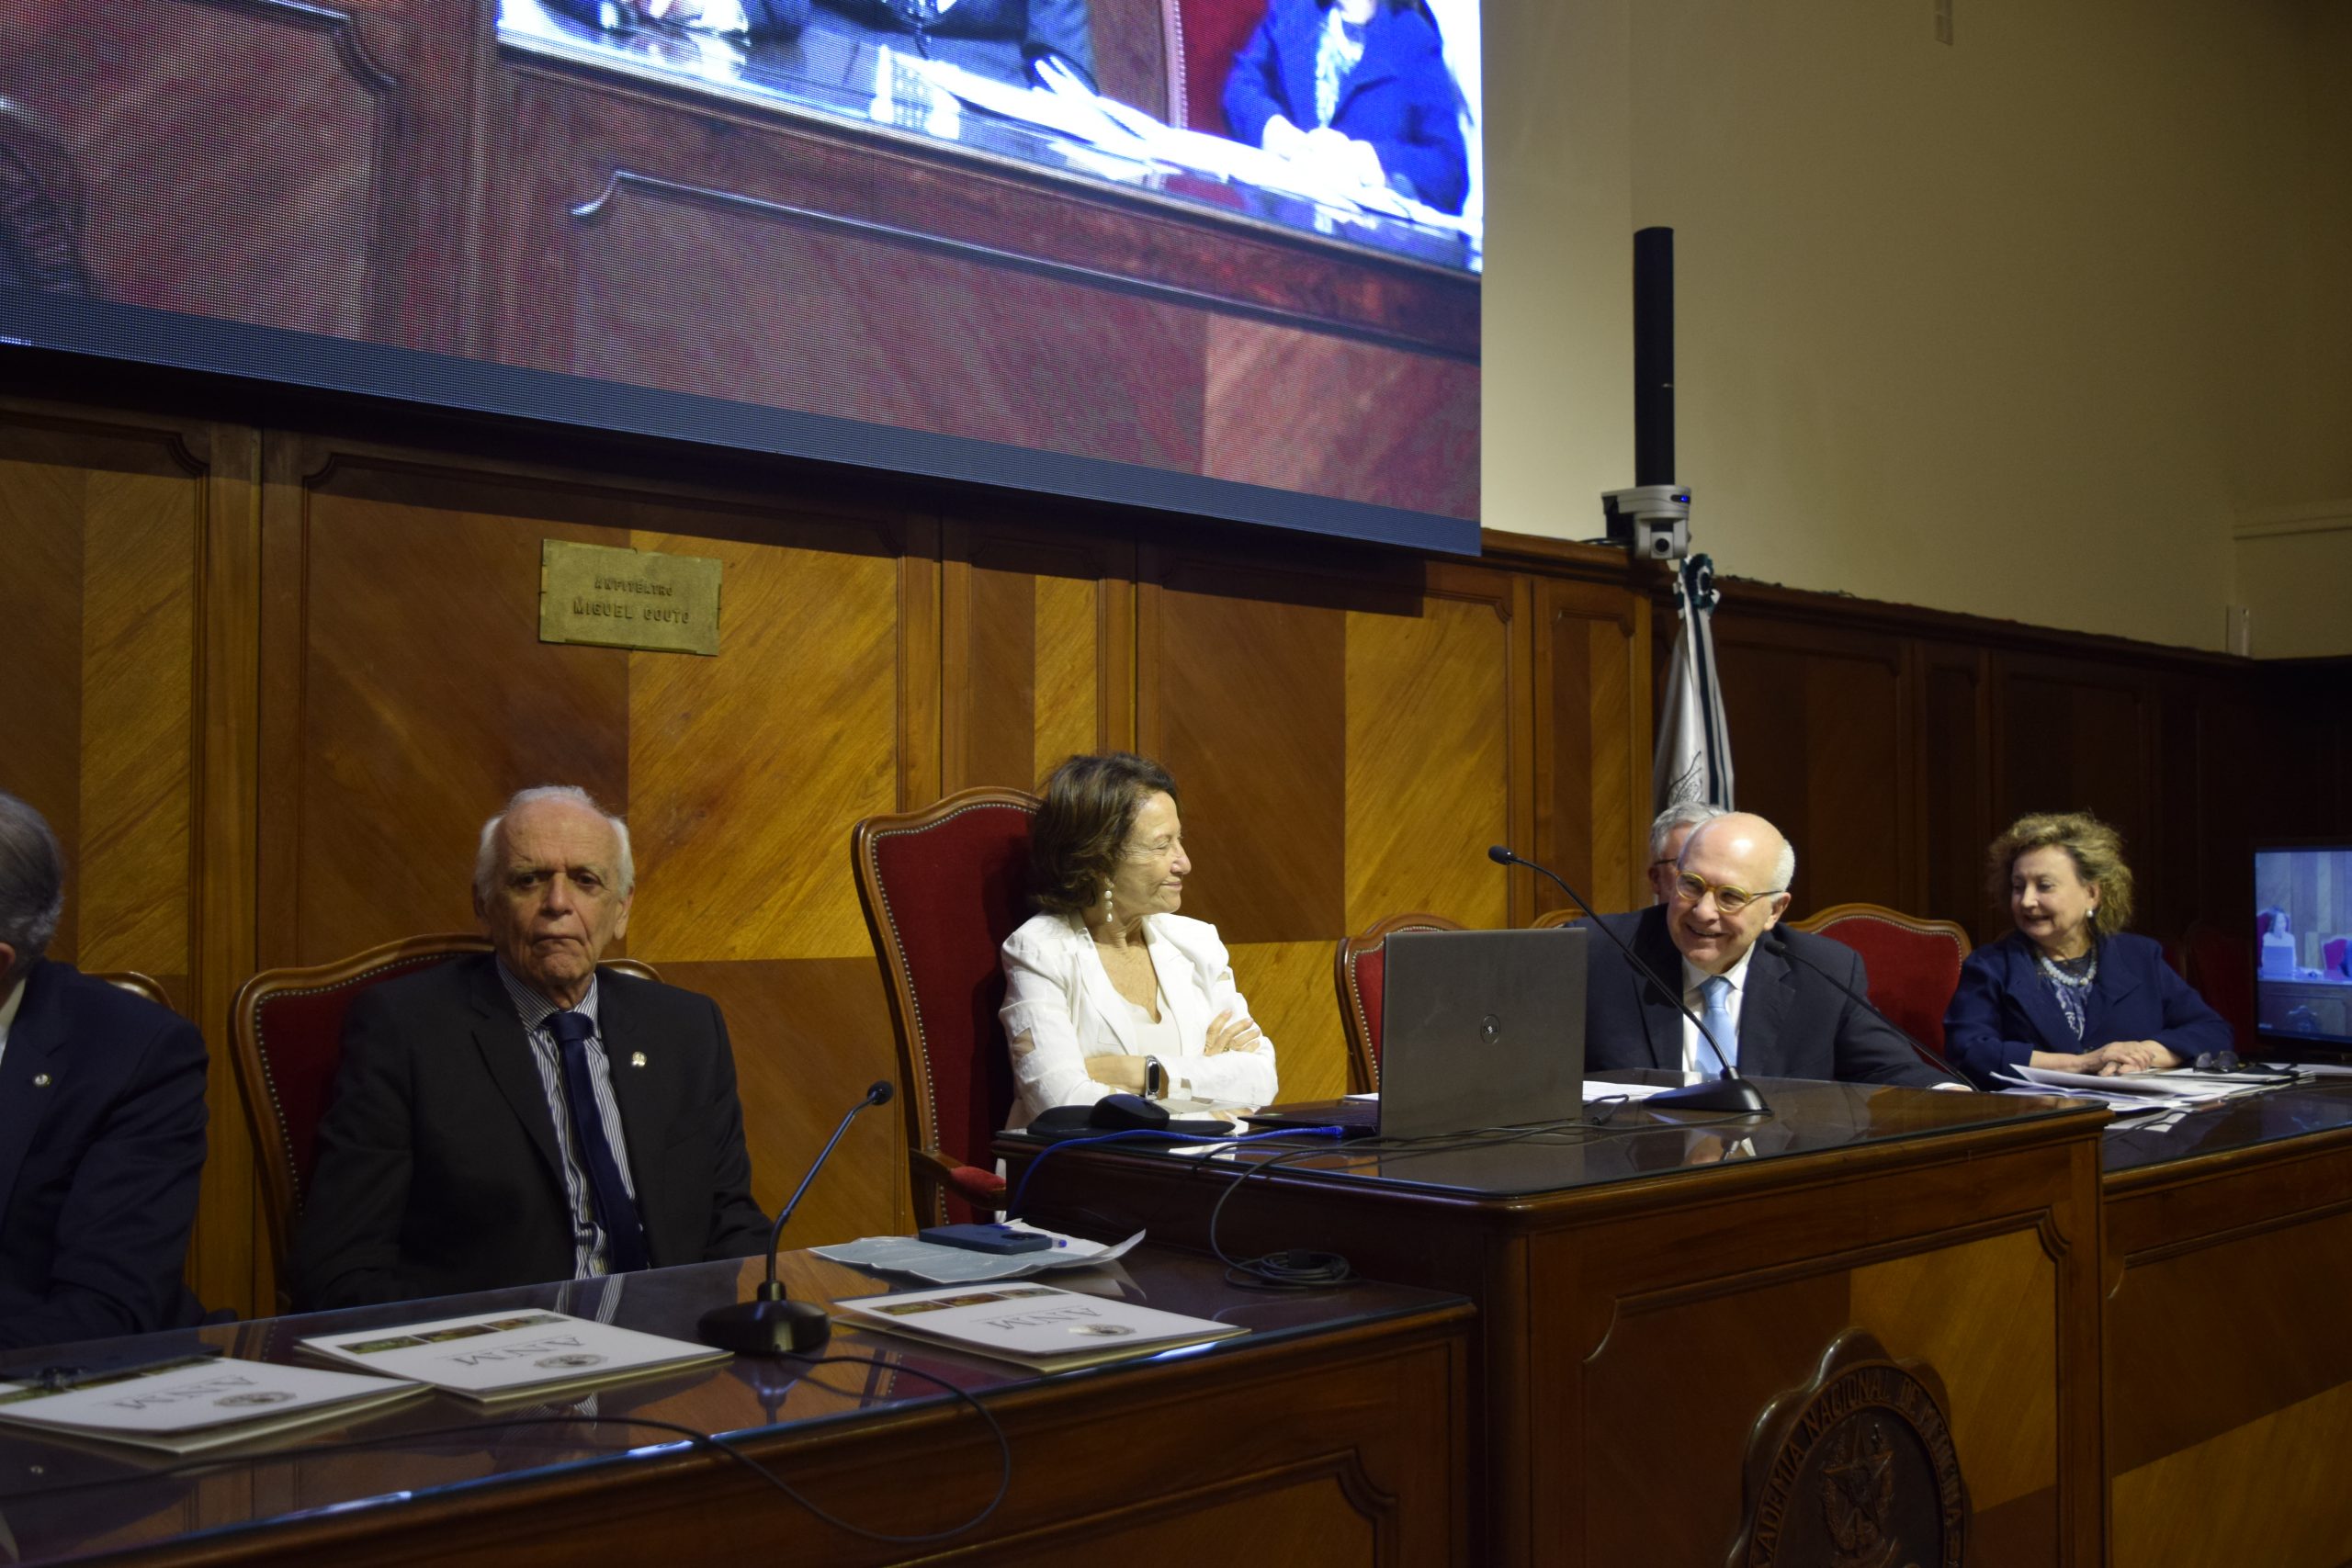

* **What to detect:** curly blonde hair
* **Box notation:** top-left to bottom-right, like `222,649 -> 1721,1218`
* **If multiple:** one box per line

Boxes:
1987,812 -> 2134,933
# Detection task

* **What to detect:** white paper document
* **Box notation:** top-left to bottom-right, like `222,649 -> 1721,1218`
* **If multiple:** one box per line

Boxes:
832,1280 -> 1246,1372
300,1309 -> 728,1404
815,1225 -> 1144,1286
0,1356 -> 423,1454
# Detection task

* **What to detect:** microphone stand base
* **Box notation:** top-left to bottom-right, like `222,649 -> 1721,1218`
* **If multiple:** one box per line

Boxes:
1646,1077 -> 1770,1116
698,1297 -> 832,1357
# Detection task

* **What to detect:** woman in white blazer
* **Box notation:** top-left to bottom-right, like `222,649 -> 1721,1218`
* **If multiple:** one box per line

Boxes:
1000,753 -> 1278,1127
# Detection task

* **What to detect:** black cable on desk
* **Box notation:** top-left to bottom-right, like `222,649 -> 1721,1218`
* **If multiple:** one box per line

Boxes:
0,1353 -> 1013,1547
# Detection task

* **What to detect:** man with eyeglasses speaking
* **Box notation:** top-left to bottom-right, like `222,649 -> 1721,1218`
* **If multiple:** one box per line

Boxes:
1582,812 -> 1953,1089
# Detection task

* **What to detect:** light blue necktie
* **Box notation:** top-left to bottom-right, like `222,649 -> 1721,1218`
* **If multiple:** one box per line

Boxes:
1698,975 -> 1737,1073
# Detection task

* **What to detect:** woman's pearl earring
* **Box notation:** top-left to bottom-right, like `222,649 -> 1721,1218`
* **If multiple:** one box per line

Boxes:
1103,883 -> 1114,923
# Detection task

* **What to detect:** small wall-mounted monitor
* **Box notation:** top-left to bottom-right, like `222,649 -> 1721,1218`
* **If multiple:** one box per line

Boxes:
2254,842 -> 2352,1050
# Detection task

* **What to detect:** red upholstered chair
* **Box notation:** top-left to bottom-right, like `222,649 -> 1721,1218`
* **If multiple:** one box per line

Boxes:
2327,938 -> 2349,977
1783,904 -> 1972,1060
1334,912 -> 1465,1092
851,788 -> 1041,1226
2179,919 -> 2256,1051
230,935 -> 658,1304
1167,0 -> 1265,134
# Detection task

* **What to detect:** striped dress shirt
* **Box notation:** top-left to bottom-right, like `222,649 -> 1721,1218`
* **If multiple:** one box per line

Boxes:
495,960 -> 639,1279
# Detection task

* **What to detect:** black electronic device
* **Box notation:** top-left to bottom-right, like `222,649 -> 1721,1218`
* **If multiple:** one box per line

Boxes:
2254,841 -> 2352,1055
919,1224 -> 1055,1255
698,1079 -> 893,1357
1486,844 -> 1768,1115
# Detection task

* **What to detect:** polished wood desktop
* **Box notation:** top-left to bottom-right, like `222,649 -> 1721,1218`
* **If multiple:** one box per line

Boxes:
0,1247 -> 1471,1567
1002,1077 -> 2111,1567
2102,1078 -> 2352,1568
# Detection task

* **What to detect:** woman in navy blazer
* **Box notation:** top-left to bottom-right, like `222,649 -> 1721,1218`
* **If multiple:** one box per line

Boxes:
1944,812 -> 2230,1089
1223,0 -> 1469,216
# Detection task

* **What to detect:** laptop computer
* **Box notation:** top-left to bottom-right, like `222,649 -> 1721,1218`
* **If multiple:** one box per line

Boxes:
1245,926 -> 1588,1138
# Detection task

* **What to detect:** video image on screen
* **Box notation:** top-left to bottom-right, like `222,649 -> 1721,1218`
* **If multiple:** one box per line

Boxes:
2,0 -> 1482,545
2255,846 -> 2352,1048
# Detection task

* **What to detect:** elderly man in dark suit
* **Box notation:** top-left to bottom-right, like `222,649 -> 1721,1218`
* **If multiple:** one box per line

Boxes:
0,793 -> 209,1351
1583,811 -> 1955,1089
292,786 -> 770,1311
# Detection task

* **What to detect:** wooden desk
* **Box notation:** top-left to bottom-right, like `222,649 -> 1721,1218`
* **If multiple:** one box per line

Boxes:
0,1247 -> 1470,1566
1003,1077 -> 2110,1567
2102,1079 -> 2352,1568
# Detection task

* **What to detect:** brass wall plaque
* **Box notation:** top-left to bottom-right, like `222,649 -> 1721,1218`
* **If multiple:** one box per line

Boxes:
540,540 -> 721,656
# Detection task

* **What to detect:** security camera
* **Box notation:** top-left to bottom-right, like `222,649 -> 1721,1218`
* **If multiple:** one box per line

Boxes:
1601,484 -> 1691,560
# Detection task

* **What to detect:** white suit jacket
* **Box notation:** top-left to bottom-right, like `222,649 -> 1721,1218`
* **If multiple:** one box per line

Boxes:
999,911 -> 1279,1126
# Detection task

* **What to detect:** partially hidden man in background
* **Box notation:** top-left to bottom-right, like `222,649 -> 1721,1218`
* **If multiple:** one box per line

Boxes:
1581,811 -> 1955,1089
0,792 -> 209,1350
293,786 -> 768,1310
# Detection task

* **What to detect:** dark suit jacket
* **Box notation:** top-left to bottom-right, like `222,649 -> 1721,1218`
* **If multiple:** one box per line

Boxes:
290,955 -> 770,1311
1581,908 -> 1950,1089
1223,0 -> 1470,215
0,962 -> 208,1351
1942,931 -> 2232,1089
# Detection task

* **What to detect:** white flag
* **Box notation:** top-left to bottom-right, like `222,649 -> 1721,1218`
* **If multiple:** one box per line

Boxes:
1654,554 -> 1733,811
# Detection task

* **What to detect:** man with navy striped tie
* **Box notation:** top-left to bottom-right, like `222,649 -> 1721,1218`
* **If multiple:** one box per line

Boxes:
293,786 -> 771,1310
1579,812 -> 1950,1089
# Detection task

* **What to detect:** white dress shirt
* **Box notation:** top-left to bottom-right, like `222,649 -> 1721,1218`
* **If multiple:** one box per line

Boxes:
1679,945 -> 1758,1076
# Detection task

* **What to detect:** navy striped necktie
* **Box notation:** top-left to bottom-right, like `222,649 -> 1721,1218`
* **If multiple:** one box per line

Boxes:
547,1009 -> 650,1273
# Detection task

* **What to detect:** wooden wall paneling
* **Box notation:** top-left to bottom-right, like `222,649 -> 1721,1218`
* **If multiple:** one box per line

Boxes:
0,400 -> 257,1316
1340,559 -> 1524,938
1990,652 -> 2163,931
1528,573 -> 1650,918
1137,539 -> 1404,1101
1705,613 -> 1916,915
255,436 -> 929,1250
256,440 -> 634,967
1917,642 -> 1996,936
189,421 -> 264,1323
939,513 -> 1136,795
622,502 -> 924,1244
0,411 -> 90,964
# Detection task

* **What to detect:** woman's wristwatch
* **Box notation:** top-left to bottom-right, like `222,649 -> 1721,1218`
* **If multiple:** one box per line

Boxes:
1143,1055 -> 1167,1100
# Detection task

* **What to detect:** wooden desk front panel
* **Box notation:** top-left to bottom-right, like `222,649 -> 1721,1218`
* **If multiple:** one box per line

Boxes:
110,1317 -> 1471,1568
1532,1141 -> 2098,1567
2106,1131 -> 2352,1568
1012,1119 -> 2105,1568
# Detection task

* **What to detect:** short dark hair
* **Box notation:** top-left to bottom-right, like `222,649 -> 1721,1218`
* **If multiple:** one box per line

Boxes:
0,792 -> 65,978
1030,753 -> 1182,916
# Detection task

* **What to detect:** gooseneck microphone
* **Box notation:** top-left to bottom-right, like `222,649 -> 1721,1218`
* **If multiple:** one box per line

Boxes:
1759,931 -> 1973,1089
699,1079 -> 894,1357
1487,846 -> 1769,1116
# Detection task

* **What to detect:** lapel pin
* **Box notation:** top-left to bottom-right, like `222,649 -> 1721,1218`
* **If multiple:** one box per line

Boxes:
629,1053 -> 647,1068
32,1074 -> 51,1088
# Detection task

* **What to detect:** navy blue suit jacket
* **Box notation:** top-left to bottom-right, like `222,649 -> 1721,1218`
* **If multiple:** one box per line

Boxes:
1942,930 -> 2231,1089
1223,0 -> 1470,215
1581,908 -> 1951,1089
291,955 -> 771,1311
0,962 -> 208,1351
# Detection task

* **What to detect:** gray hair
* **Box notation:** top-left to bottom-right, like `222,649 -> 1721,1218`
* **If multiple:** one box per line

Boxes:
0,793 -> 65,977
1770,837 -> 1797,895
472,786 -> 635,903
1649,800 -> 1728,861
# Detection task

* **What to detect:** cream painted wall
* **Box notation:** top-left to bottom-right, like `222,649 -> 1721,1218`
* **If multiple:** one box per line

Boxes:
1483,0 -> 2346,655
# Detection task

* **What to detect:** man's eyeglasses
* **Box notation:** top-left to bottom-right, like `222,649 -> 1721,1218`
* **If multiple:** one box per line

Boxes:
1671,872 -> 1786,915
